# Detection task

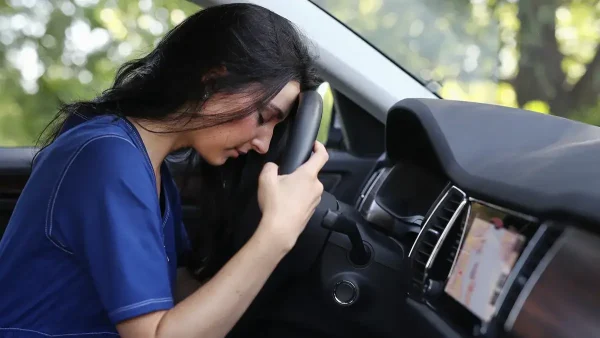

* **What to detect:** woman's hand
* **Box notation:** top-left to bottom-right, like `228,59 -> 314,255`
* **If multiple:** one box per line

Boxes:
256,141 -> 329,252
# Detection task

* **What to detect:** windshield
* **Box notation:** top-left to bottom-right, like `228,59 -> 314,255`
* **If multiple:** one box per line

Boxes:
311,0 -> 600,126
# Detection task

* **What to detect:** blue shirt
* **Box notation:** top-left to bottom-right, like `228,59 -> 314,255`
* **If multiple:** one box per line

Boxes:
0,115 -> 191,337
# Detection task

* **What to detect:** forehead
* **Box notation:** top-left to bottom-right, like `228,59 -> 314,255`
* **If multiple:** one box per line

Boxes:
271,81 -> 301,111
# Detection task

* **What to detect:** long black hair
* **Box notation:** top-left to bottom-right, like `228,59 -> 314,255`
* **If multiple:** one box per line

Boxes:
37,3 -> 322,280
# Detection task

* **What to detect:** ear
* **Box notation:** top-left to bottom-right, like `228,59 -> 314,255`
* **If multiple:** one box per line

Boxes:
201,65 -> 228,83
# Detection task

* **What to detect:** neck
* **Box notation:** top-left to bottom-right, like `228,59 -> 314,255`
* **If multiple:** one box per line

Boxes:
127,118 -> 184,175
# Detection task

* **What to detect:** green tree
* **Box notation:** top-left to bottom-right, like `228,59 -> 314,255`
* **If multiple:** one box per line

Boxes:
2,0 -> 599,146
314,0 -> 600,124
0,0 -> 199,146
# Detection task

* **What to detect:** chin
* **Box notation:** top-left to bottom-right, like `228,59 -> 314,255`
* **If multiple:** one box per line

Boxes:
192,151 -> 226,166
205,156 -> 228,166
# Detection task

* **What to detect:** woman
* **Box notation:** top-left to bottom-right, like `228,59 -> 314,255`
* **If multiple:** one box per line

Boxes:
0,3 -> 327,338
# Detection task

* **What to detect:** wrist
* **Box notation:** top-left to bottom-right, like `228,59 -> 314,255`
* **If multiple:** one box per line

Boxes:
252,215 -> 295,257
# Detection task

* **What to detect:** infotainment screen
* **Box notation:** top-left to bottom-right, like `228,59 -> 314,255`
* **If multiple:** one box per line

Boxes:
444,202 -> 526,323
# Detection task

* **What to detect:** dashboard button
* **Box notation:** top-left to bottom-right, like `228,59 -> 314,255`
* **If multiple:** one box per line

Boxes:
333,280 -> 358,306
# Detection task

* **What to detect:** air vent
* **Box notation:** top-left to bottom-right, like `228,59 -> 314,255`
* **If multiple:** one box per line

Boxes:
447,215 -> 465,265
409,186 -> 467,297
428,207 -> 468,281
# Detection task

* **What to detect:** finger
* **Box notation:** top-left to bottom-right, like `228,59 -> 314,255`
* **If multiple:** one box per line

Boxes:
259,162 -> 279,183
316,181 -> 324,195
299,141 -> 329,175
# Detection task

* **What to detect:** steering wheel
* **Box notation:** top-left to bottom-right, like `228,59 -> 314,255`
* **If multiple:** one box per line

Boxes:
278,90 -> 324,175
227,90 -> 346,336
233,89 -> 338,279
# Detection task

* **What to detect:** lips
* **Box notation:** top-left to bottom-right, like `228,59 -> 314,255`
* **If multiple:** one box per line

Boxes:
229,148 -> 247,158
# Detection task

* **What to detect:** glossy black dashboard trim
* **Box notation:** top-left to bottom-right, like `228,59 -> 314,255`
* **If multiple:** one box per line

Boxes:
407,299 -> 463,338
490,223 -> 546,317
503,229 -> 566,331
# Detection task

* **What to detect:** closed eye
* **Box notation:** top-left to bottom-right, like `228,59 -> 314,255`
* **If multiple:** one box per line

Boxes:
257,103 -> 286,126
269,103 -> 286,121
257,112 -> 266,125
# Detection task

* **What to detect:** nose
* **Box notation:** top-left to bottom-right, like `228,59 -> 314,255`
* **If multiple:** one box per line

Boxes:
251,127 -> 274,155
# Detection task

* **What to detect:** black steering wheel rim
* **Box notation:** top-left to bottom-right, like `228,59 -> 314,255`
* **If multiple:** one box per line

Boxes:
232,89 -> 326,264
278,90 -> 324,175
227,90 -> 341,334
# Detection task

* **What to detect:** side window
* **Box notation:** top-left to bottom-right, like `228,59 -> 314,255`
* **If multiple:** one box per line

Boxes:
316,82 -> 335,144
315,82 -> 382,156
316,82 -> 345,150
0,0 -> 200,147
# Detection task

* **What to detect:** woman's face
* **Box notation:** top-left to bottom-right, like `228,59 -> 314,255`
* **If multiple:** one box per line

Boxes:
187,81 -> 301,166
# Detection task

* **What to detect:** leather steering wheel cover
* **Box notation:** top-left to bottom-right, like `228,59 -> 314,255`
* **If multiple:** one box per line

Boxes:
278,91 -> 323,175
227,90 -> 330,333
232,90 -> 324,252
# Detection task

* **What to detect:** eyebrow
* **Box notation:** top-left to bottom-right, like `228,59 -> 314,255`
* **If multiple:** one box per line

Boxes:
267,103 -> 286,120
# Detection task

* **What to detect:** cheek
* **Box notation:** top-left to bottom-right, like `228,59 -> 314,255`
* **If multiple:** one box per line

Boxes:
200,116 -> 259,149
230,116 -> 260,141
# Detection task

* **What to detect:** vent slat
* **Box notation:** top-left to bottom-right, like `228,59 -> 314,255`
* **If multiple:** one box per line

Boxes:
418,249 -> 430,256
421,241 -> 434,249
432,222 -> 446,229
410,187 -> 467,298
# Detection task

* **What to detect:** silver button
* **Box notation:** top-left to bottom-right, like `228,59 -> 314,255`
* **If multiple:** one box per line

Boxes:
333,280 -> 358,306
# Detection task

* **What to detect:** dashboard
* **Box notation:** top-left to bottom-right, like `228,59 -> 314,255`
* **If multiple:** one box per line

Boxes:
350,98 -> 600,338
237,98 -> 600,338
356,162 -> 600,338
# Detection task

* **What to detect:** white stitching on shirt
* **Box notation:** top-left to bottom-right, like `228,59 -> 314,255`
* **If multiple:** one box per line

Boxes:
162,205 -> 170,230
0,327 -> 119,336
120,122 -> 156,184
45,135 -> 137,255
109,297 -> 173,316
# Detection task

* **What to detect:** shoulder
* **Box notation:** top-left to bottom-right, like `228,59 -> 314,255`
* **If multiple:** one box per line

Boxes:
47,128 -> 158,254
59,136 -> 155,203
68,135 -> 144,173
37,115 -> 138,166
44,116 -> 151,182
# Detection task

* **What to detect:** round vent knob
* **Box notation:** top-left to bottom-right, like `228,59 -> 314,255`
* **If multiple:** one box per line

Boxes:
425,279 -> 444,298
333,280 -> 358,306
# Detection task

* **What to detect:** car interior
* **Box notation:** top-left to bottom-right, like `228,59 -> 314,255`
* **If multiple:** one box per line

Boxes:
1,0 -> 600,338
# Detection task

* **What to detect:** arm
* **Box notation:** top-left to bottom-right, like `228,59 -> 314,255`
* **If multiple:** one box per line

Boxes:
118,220 -> 285,338
173,268 -> 202,304
117,141 -> 328,338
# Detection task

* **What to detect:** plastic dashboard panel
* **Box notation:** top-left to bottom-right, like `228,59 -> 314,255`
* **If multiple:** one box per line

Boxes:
385,98 -> 600,228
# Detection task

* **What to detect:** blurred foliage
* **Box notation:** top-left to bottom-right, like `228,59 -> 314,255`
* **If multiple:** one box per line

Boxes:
1,0 -> 599,147
0,0 -> 199,146
317,82 -> 334,143
314,0 -> 600,124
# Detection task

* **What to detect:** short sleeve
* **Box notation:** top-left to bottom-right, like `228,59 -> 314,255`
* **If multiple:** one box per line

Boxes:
52,135 -> 174,324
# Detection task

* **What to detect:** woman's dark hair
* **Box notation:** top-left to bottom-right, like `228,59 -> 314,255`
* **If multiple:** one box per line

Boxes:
37,3 -> 322,280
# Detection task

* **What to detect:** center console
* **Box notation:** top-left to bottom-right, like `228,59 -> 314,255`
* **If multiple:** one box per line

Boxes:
407,185 -> 568,337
